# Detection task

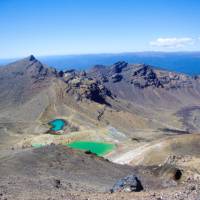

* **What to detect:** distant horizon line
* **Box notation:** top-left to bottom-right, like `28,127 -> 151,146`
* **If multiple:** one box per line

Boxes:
1,50 -> 200,60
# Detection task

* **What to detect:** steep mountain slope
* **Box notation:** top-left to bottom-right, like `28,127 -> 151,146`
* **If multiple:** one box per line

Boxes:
0,55 -> 56,108
0,56 -> 63,148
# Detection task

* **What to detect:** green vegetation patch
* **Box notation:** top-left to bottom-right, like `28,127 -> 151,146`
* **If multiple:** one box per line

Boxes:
66,141 -> 116,156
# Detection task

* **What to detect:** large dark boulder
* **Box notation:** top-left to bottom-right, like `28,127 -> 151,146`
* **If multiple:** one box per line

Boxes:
110,174 -> 143,193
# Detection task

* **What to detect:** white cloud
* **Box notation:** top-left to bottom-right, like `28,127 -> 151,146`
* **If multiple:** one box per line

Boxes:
150,37 -> 194,48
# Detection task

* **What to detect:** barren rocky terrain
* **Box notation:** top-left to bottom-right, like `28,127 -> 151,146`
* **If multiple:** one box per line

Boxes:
0,56 -> 200,199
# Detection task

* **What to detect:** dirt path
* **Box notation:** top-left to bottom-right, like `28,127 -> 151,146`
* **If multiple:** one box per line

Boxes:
109,138 -> 167,165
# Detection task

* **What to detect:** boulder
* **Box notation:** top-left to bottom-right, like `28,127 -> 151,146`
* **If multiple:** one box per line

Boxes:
110,174 -> 143,193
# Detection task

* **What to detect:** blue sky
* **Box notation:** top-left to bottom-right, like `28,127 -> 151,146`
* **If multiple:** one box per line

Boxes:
0,0 -> 200,58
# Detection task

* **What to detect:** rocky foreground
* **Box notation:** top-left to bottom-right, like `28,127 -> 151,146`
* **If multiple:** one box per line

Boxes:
0,145 -> 200,200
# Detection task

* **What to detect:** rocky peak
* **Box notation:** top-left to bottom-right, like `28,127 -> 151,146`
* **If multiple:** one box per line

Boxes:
65,72 -> 112,105
24,56 -> 57,79
130,64 -> 162,88
0,55 -> 57,82
111,61 -> 128,73
132,64 -> 153,76
88,62 -> 163,87
19,55 -> 38,64
27,54 -> 36,61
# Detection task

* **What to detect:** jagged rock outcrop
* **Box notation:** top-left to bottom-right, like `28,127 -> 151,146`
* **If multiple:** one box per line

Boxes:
111,61 -> 128,74
130,65 -> 162,88
88,62 -> 199,89
155,70 -> 193,89
64,72 -> 112,105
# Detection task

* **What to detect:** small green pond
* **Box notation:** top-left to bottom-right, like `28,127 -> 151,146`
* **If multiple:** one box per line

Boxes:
67,141 -> 116,156
49,119 -> 65,131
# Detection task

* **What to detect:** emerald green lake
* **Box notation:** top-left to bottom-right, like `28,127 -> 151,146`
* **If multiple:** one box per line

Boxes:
67,141 -> 116,156
49,119 -> 65,131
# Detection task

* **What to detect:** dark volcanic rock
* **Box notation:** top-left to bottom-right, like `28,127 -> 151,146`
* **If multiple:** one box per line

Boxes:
58,70 -> 64,77
28,54 -> 36,61
110,174 -> 143,193
85,82 -> 112,105
64,72 -> 112,105
131,65 -> 162,88
111,74 -> 123,83
111,61 -> 128,73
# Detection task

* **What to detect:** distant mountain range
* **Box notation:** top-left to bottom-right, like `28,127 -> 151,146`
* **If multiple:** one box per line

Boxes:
1,52 -> 200,75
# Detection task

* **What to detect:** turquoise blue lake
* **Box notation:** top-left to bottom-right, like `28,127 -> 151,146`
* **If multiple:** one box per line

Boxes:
49,119 -> 65,131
